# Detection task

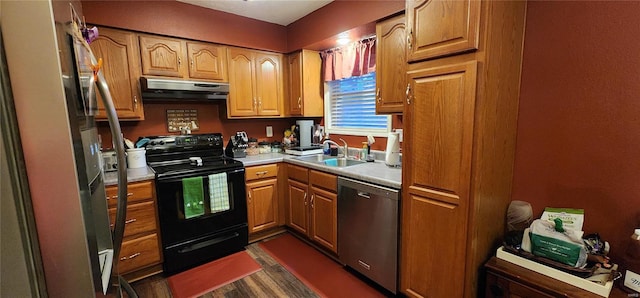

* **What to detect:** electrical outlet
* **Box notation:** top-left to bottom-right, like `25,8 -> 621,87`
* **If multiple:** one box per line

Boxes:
266,126 -> 273,137
395,129 -> 403,142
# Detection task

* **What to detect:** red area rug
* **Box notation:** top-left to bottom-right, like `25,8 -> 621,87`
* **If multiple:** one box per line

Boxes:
259,233 -> 385,298
167,251 -> 262,298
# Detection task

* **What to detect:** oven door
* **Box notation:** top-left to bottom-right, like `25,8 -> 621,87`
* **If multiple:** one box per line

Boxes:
155,167 -> 247,247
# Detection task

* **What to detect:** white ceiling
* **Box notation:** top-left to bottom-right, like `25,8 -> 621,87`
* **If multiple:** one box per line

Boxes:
177,0 -> 334,26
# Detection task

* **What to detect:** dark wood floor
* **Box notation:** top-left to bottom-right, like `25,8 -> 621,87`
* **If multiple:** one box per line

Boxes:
127,239 -> 319,297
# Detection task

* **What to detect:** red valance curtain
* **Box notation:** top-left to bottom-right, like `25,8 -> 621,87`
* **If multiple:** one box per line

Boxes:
320,37 -> 376,82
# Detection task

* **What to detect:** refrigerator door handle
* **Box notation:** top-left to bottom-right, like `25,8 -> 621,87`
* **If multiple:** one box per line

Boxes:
86,40 -> 137,297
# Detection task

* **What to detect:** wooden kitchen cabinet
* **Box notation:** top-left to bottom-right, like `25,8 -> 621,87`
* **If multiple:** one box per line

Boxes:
139,35 -> 227,82
287,50 -> 323,117
106,180 -> 162,281
227,47 -> 284,117
375,14 -> 406,114
90,27 -> 144,120
400,1 -> 527,297
245,164 -> 279,234
286,164 -> 337,254
406,0 -> 481,62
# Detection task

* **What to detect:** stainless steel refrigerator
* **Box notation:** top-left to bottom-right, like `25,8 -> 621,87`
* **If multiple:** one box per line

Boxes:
1,1 -> 134,296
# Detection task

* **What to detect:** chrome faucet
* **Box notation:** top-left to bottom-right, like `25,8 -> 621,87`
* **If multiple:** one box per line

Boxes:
322,138 -> 348,158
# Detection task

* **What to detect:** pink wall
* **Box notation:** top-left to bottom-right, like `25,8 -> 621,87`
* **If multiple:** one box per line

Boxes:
81,0 -> 287,52
286,0 -> 404,52
513,1 -> 640,263
98,103 -> 294,150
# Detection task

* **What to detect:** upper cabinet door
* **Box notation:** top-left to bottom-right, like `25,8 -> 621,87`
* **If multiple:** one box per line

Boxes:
255,53 -> 283,116
287,52 -> 303,116
186,42 -> 228,81
227,48 -> 257,116
90,27 -> 144,120
139,35 -> 185,78
376,14 -> 407,114
406,0 -> 481,62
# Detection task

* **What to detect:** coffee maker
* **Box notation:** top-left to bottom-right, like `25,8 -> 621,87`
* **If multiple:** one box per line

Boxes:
296,120 -> 314,147
284,120 -> 323,156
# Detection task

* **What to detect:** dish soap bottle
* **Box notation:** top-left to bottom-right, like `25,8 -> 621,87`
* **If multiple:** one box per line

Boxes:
323,133 -> 331,155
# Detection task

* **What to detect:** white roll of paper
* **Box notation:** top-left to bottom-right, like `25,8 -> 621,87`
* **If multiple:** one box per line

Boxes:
385,132 -> 400,167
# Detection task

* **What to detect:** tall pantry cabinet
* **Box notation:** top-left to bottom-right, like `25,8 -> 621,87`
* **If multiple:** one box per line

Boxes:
400,1 -> 527,297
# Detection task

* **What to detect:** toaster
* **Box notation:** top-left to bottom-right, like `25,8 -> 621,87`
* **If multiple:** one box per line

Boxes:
101,150 -> 118,172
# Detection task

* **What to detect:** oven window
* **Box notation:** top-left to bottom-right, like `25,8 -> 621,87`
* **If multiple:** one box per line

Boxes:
178,173 -> 235,220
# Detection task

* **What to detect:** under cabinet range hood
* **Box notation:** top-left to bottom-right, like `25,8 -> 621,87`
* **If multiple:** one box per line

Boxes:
140,77 -> 229,101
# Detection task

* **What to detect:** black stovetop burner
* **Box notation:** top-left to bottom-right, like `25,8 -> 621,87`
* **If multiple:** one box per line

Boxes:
140,133 -> 244,179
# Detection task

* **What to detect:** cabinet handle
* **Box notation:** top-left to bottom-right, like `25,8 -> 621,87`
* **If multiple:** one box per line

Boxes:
406,83 -> 412,105
248,192 -> 252,203
134,96 -> 138,110
178,57 -> 181,65
125,218 -> 137,224
407,30 -> 413,50
297,97 -> 301,108
310,194 -> 315,209
111,192 -> 134,200
191,59 -> 194,67
303,192 -> 307,206
376,88 -> 381,103
256,171 -> 268,176
253,97 -> 257,110
120,252 -> 140,261
258,97 -> 262,108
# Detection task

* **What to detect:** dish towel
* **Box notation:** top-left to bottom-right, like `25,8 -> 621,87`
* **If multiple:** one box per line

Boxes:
182,177 -> 205,219
209,172 -> 230,214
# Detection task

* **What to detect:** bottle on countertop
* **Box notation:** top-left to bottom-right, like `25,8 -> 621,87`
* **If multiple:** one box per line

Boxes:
323,133 -> 331,155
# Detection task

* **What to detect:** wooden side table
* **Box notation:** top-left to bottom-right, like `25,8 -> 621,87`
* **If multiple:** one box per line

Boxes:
485,256 -> 629,297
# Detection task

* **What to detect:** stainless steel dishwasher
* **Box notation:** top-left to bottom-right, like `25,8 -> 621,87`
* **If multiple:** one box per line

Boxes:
337,177 -> 400,294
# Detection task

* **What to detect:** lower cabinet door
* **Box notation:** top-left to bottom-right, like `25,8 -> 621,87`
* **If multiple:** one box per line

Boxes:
287,179 -> 308,235
247,178 -> 278,233
309,186 -> 337,253
118,233 -> 161,274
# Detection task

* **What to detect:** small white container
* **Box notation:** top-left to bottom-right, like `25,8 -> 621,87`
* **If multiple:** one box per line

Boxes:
126,148 -> 147,169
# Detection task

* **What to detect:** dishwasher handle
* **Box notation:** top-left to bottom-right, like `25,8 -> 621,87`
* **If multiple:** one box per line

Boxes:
357,191 -> 371,199
338,177 -> 400,200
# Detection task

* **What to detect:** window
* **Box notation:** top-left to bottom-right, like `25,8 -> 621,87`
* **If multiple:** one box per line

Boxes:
324,72 -> 391,137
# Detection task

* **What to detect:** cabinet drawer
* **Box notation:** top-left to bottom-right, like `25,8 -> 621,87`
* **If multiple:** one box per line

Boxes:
287,164 -> 308,183
246,164 -> 278,181
109,201 -> 157,238
106,180 -> 154,207
118,233 -> 161,274
309,170 -> 337,192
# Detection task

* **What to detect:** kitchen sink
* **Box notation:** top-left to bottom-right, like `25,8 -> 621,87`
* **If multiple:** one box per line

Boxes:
293,155 -> 366,167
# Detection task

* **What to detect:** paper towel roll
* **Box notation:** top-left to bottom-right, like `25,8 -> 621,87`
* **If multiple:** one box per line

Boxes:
385,132 -> 401,167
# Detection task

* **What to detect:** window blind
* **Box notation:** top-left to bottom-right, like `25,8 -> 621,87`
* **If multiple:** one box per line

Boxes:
326,72 -> 390,135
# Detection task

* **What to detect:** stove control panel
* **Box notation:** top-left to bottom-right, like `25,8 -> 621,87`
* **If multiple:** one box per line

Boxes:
143,133 -> 224,151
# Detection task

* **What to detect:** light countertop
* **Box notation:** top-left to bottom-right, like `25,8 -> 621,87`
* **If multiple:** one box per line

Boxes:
103,152 -> 402,190
237,152 -> 402,189
103,166 -> 155,186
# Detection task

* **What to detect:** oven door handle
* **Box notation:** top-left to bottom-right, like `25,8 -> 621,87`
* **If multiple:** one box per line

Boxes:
156,168 -> 245,183
177,232 -> 240,253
